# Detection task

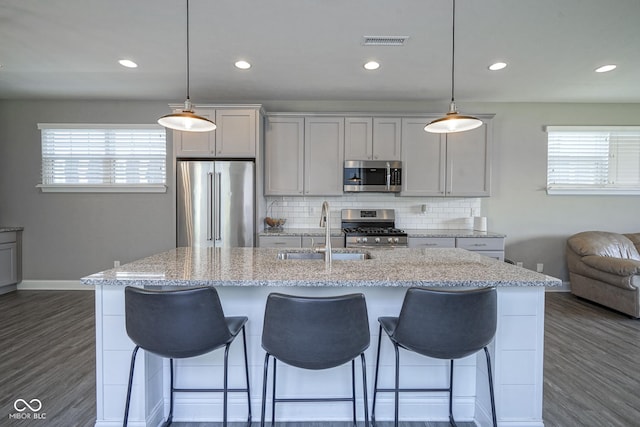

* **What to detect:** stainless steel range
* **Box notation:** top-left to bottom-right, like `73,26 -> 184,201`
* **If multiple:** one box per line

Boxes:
341,209 -> 408,248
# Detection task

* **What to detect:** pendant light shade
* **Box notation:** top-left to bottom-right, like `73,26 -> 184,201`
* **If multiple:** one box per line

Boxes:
425,0 -> 482,134
158,0 -> 215,133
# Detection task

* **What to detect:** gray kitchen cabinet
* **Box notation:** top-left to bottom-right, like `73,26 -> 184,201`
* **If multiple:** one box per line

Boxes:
457,237 -> 504,261
304,117 -> 344,195
301,236 -> 345,249
265,115 -> 344,196
258,235 -> 302,248
400,118 -> 492,197
0,231 -> 22,293
344,117 -> 401,160
264,116 -> 305,195
408,237 -> 456,248
174,107 -> 258,158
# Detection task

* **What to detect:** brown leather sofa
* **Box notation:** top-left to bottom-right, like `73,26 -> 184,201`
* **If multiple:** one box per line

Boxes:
566,231 -> 640,318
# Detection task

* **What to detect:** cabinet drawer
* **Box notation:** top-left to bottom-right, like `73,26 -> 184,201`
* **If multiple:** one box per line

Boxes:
301,236 -> 345,248
408,237 -> 456,248
0,232 -> 16,244
457,237 -> 504,251
258,236 -> 301,248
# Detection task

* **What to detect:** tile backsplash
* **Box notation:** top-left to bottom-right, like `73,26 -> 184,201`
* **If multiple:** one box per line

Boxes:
265,194 -> 481,230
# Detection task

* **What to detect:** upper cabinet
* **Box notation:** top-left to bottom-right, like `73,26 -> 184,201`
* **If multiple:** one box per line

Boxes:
174,107 -> 258,158
401,117 -> 492,197
344,117 -> 401,160
265,115 -> 344,196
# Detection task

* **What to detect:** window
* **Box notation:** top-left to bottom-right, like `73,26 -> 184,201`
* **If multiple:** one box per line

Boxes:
37,124 -> 167,193
546,126 -> 640,195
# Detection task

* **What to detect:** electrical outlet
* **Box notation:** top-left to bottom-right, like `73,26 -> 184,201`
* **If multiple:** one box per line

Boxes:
536,263 -> 544,273
114,260 -> 120,268
516,261 -> 523,268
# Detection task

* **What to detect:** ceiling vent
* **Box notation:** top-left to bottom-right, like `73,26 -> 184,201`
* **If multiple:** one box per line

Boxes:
362,36 -> 409,46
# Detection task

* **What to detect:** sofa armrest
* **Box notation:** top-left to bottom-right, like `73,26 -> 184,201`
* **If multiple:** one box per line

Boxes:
582,255 -> 640,276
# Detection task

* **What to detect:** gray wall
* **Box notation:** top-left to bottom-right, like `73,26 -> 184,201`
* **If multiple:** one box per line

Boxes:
0,100 -> 176,279
2,99 -> 640,282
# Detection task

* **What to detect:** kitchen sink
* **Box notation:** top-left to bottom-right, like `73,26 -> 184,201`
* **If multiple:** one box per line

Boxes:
277,251 -> 371,261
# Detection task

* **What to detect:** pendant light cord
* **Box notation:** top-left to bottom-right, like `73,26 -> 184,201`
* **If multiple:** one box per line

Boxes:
450,0 -> 456,104
186,0 -> 191,101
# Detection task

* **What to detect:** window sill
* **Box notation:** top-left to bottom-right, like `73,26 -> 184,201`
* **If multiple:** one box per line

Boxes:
547,187 -> 640,196
37,184 -> 167,193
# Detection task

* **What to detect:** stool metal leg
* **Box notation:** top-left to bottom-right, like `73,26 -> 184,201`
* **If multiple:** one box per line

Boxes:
223,344 -> 230,427
271,359 -> 277,426
393,343 -> 400,427
360,353 -> 369,427
260,353 -> 271,427
351,359 -> 357,426
484,347 -> 498,427
123,345 -> 140,427
371,325 -> 383,426
241,326 -> 252,424
166,358 -> 175,426
448,360 -> 457,427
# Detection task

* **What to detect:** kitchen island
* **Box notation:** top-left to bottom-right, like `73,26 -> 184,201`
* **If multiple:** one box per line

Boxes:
82,247 -> 559,427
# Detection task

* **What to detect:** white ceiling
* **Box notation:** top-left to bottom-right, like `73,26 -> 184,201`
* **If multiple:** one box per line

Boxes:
1,0 -> 639,103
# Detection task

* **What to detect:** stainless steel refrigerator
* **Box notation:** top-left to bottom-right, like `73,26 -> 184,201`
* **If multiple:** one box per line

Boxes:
176,160 -> 255,247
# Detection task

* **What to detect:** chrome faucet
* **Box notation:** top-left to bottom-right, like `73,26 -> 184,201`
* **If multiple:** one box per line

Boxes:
316,201 -> 332,264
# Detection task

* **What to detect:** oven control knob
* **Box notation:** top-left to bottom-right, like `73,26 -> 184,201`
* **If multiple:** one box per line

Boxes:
393,237 -> 399,243
356,237 -> 361,243
374,237 -> 380,243
362,237 -> 368,243
387,237 -> 393,243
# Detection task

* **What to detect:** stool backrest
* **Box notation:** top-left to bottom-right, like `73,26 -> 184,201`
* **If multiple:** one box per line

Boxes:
394,287 -> 497,359
262,293 -> 370,370
125,286 -> 232,359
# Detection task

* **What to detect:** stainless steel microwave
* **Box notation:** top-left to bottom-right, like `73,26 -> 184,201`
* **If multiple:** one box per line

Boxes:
343,160 -> 402,193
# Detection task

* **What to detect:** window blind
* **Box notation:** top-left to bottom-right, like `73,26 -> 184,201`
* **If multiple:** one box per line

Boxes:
546,126 -> 640,195
38,124 -> 166,192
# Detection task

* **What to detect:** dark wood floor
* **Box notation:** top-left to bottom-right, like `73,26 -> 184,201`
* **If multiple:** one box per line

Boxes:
1,290 -> 638,427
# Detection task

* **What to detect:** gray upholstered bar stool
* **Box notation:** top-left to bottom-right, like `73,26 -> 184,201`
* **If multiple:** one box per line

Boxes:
371,286 -> 497,427
123,286 -> 251,427
260,292 -> 370,427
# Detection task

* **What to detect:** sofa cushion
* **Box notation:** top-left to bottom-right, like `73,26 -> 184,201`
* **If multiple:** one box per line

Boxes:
567,231 -> 640,261
582,255 -> 640,276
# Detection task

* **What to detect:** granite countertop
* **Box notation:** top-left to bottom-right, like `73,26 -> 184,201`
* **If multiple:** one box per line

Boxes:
0,227 -> 24,232
260,228 -> 344,237
81,247 -> 560,288
259,228 -> 505,238
405,229 -> 506,238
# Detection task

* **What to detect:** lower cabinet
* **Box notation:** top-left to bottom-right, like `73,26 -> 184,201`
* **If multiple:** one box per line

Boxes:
0,231 -> 22,292
258,235 -> 345,248
408,236 -> 504,261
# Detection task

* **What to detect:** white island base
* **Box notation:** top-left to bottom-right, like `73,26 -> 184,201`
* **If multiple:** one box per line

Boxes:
94,284 -> 545,427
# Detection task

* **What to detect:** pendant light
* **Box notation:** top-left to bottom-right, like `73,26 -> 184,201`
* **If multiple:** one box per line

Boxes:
424,0 -> 482,134
158,0 -> 216,132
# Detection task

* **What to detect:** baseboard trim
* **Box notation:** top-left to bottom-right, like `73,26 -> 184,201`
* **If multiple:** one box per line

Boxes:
17,280 -> 94,291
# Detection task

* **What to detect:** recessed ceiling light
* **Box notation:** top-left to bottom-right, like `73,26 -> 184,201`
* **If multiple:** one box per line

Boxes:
235,60 -> 251,70
364,61 -> 380,70
118,59 -> 138,68
488,62 -> 507,71
595,64 -> 616,73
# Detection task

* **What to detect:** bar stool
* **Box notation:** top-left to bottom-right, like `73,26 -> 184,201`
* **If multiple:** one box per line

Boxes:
123,286 -> 251,427
371,287 -> 497,427
260,292 -> 370,427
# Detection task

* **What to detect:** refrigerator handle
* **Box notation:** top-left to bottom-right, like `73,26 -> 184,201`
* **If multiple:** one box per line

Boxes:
214,172 -> 222,241
207,172 -> 213,241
